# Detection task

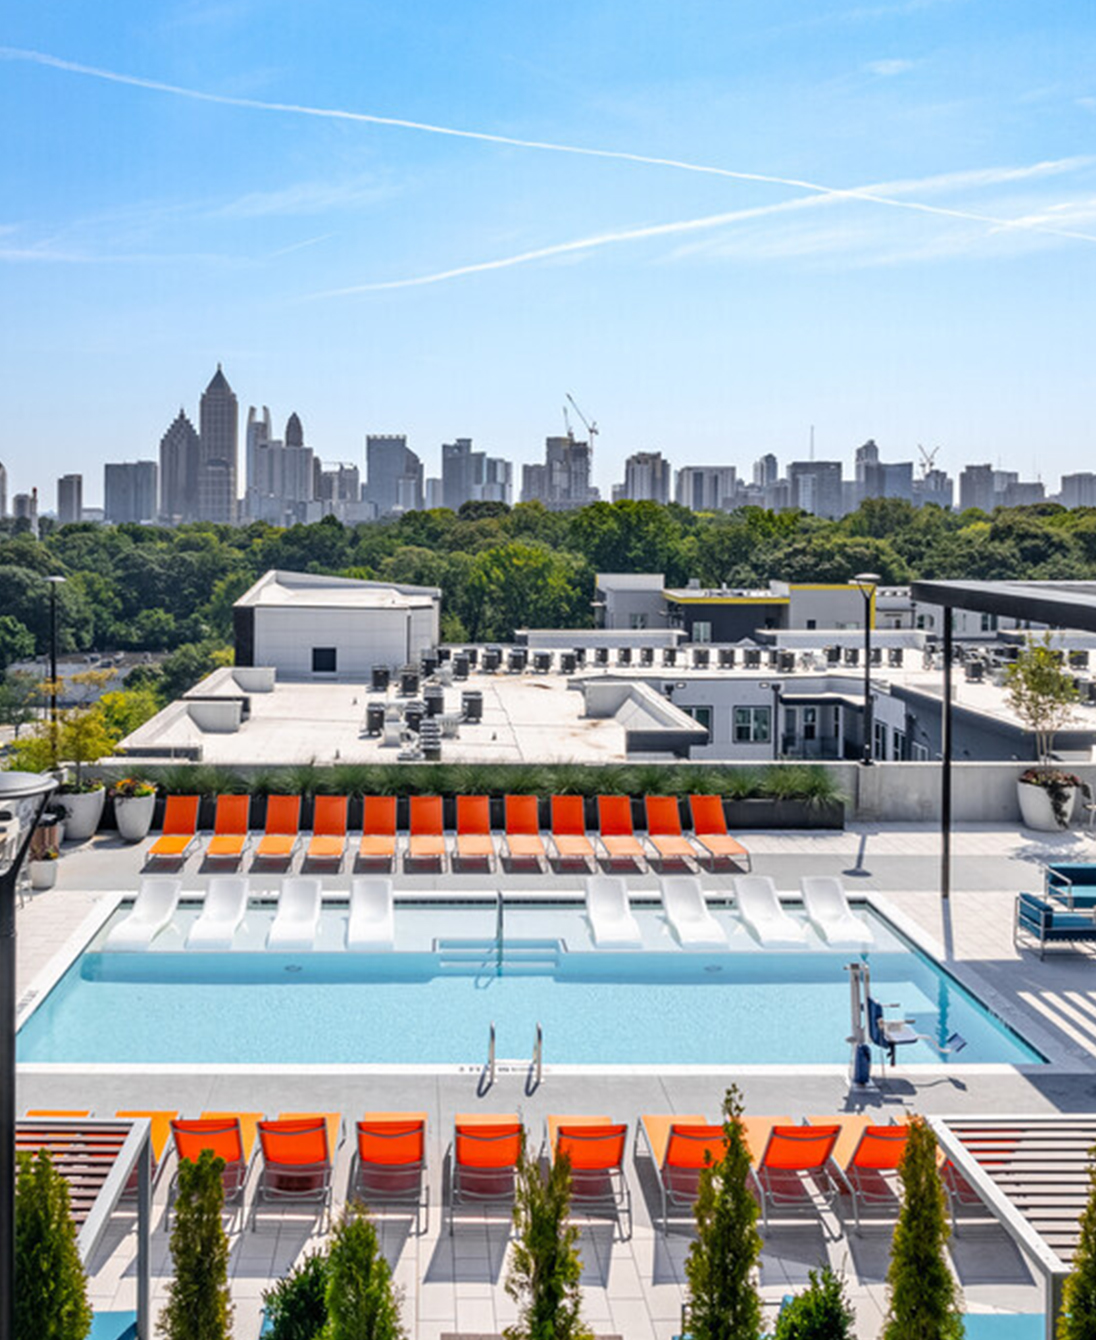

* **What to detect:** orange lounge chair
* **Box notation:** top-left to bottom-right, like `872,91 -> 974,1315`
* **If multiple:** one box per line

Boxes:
252,1113 -> 340,1229
306,795 -> 347,865
688,795 -> 751,871
358,795 -> 397,865
502,795 -> 546,869
169,1113 -> 262,1223
353,1112 -> 429,1232
408,796 -> 447,870
750,1122 -> 841,1231
548,1116 -> 631,1238
449,1113 -> 523,1234
147,795 -> 199,862
644,796 -> 700,868
819,1117 -> 909,1233
639,1113 -> 727,1234
255,795 -> 301,862
24,1108 -> 92,1117
456,795 -> 495,870
597,796 -> 647,870
550,795 -> 596,871
206,795 -> 251,862
116,1109 -> 180,1191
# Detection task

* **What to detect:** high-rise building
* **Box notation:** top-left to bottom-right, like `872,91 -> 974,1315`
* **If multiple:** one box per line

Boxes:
999,480 -> 1045,507
57,474 -> 83,524
753,453 -> 778,488
521,435 -> 599,510
788,461 -> 843,519
319,463 -> 361,505
159,408 -> 200,523
615,451 -> 671,504
12,489 -> 38,535
198,364 -> 238,524
959,464 -> 995,513
365,435 -> 423,516
675,466 -> 738,511
475,455 -> 512,505
244,406 -> 272,520
104,462 -> 158,524
913,468 -> 954,509
441,438 -> 475,510
0,460 -> 7,516
246,411 -> 316,524
1061,473 -> 1096,508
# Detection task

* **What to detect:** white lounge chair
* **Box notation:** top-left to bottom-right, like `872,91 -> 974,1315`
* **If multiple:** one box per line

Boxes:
347,877 -> 395,951
105,877 -> 182,951
186,876 -> 249,950
733,875 -> 808,947
585,875 -> 643,949
800,876 -> 874,947
267,876 -> 322,951
659,876 -> 728,950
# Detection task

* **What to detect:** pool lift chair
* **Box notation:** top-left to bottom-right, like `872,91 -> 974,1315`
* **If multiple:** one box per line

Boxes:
846,961 -> 964,1085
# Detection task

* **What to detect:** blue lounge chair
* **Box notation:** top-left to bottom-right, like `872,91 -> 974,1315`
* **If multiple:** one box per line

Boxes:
1015,892 -> 1096,958
1045,862 -> 1096,909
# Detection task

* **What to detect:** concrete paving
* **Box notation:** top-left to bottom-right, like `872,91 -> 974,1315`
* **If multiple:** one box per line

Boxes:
16,820 -> 1090,1338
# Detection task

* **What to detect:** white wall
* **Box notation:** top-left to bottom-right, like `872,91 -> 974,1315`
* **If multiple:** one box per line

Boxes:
253,606 -> 438,678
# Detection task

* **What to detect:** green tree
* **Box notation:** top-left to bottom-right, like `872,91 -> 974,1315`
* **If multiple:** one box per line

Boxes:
157,640 -> 234,702
97,685 -> 162,740
0,670 -> 40,738
1005,632 -> 1079,765
263,1250 -> 329,1340
1059,1146 -> 1096,1339
0,614 -> 35,671
324,1203 -> 406,1340
158,1149 -> 233,1340
684,1085 -> 764,1340
882,1117 -> 963,1340
773,1265 -> 855,1340
15,1148 -> 93,1340
503,1141 -> 592,1340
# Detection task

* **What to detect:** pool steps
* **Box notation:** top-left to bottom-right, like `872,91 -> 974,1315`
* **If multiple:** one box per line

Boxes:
435,937 -> 561,975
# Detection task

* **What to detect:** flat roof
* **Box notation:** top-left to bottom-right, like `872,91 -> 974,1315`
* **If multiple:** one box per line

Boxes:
234,568 -> 440,611
911,580 -> 1096,633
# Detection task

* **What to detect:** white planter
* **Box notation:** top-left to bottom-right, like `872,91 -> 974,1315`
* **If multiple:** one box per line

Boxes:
114,793 -> 156,843
29,860 -> 58,890
57,787 -> 106,841
1017,780 -> 1077,831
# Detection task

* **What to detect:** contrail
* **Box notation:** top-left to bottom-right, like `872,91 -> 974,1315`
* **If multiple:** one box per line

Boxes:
320,160 -> 1096,295
4,45 -> 1095,246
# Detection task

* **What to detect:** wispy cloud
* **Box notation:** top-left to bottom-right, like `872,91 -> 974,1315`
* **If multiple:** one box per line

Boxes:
865,58 -> 915,77
211,176 -> 392,219
5,44 -> 1093,252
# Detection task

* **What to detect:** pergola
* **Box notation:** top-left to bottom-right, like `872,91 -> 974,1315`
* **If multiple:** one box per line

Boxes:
15,1117 -> 152,1338
908,580 -> 1096,899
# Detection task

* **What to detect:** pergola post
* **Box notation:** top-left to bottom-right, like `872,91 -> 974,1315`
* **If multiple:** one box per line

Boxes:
941,609 -> 953,901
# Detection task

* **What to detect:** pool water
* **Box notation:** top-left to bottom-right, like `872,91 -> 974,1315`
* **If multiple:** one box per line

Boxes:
18,904 -> 1041,1067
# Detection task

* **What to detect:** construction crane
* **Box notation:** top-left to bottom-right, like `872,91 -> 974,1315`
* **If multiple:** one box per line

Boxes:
918,444 -> 940,478
566,393 -> 599,445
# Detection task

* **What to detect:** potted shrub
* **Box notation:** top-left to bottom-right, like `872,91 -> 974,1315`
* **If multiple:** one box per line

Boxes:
28,845 -> 59,891
110,776 -> 158,842
1006,634 -> 1089,830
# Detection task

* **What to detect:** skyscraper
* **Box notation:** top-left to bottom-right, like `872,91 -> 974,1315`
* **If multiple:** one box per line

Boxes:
616,451 -> 671,503
159,409 -> 200,523
104,462 -> 158,523
441,438 -> 476,510
521,436 -> 598,509
675,466 -> 738,511
244,405 -> 272,520
365,435 -> 423,515
0,460 -> 7,517
198,364 -> 238,524
57,474 -> 83,524
959,464 -> 995,513
788,461 -> 844,519
753,453 -> 778,488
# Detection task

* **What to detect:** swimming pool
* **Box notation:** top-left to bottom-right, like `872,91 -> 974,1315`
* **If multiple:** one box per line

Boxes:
17,900 -> 1041,1068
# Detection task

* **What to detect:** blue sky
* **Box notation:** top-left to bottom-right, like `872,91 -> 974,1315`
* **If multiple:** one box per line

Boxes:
2,0 -> 1095,507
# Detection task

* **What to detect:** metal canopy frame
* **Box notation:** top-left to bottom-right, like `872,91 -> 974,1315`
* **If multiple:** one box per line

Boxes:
909,580 -> 1096,900
16,1118 -> 151,1338
929,1113 -> 1096,1340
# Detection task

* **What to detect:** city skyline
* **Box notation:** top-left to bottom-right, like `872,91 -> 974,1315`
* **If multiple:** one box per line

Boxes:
2,3 -> 1095,501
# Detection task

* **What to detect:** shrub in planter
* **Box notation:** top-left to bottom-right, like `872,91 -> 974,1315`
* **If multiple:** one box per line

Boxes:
1007,634 -> 1090,829
29,845 -> 60,890
109,776 -> 158,842
1059,1145 -> 1096,1339
324,1203 -> 406,1340
15,1148 -> 92,1340
262,1250 -> 329,1340
773,1265 -> 855,1339
158,1148 -> 233,1340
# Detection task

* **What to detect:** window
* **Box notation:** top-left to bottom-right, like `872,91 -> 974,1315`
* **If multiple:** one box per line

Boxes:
784,706 -> 798,738
873,720 -> 887,759
312,647 -> 337,673
692,620 -> 712,643
911,741 -> 929,762
685,706 -> 712,733
981,612 -> 998,632
629,612 -> 648,630
802,706 -> 818,741
892,729 -> 908,760
734,706 -> 771,743
806,618 -> 817,630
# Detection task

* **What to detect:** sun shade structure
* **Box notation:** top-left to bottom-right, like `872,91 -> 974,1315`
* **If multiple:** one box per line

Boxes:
15,1117 -> 152,1338
931,1114 -> 1096,1339
909,579 -> 1096,900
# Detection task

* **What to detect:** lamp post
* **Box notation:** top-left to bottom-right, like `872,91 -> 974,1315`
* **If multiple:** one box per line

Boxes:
850,573 -> 880,765
46,576 -> 66,763
759,680 -> 782,760
0,771 -> 59,1340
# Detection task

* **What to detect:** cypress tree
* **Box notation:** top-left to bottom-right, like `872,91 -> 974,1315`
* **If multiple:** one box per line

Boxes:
1058,1147 -> 1096,1339
503,1140 -> 592,1340
684,1085 -> 764,1340
882,1117 -> 964,1340
157,1150 -> 233,1340
14,1149 -> 93,1340
324,1203 -> 406,1340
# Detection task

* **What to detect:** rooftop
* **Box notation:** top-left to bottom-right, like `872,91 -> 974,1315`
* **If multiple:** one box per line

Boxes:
234,568 -> 440,610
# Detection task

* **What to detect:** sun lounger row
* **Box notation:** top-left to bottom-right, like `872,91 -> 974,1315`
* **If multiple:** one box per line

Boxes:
24,1108 -> 946,1242
146,793 -> 752,872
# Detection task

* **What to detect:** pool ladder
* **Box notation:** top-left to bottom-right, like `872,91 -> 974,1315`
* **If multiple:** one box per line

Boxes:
484,1020 -> 543,1094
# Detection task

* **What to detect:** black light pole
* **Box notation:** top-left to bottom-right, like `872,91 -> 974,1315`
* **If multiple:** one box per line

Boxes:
46,576 -> 65,762
850,574 -> 880,765
0,771 -> 58,1340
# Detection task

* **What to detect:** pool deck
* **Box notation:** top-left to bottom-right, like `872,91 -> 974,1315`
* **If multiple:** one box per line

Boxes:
16,820 -> 1096,1338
